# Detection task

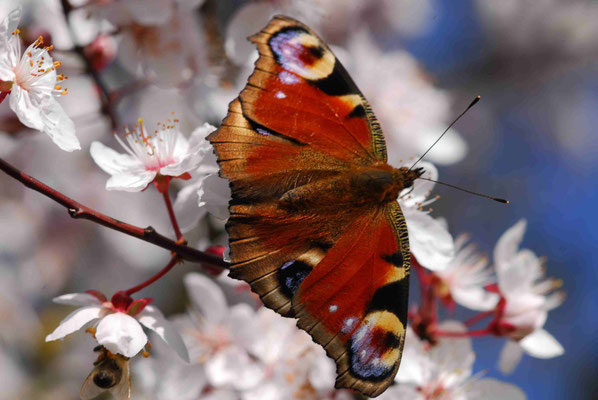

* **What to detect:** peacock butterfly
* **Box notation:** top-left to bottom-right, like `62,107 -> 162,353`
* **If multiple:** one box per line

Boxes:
208,15 -> 425,397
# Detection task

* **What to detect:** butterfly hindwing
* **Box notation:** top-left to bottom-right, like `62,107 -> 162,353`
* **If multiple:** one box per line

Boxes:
208,15 -> 411,397
294,202 -> 410,397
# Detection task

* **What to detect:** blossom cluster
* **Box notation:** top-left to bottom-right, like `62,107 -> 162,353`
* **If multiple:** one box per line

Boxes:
0,1 -> 574,400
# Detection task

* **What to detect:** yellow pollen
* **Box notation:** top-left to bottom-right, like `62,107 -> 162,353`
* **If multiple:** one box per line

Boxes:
56,74 -> 64,81
53,61 -> 62,68
142,351 -> 150,358
45,45 -> 54,51
29,60 -> 34,67
85,327 -> 97,339
37,35 -> 44,45
61,89 -> 68,95
27,51 -> 32,57
12,28 -> 20,35
55,85 -> 62,90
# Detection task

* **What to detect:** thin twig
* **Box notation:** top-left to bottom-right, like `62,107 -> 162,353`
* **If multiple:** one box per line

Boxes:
59,0 -> 118,128
0,157 -> 229,268
125,255 -> 181,295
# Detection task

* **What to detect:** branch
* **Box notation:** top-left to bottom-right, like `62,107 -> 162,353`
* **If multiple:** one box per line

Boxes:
59,0 -> 118,128
0,157 -> 229,269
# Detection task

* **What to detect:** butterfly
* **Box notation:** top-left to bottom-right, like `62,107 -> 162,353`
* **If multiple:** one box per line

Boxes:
208,15 -> 424,397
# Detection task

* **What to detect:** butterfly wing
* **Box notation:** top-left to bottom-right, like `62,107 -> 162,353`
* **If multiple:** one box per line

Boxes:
208,15 -> 410,397
295,202 -> 410,396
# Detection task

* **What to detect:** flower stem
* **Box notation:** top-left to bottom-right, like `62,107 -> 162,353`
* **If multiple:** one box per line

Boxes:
465,311 -> 494,327
124,256 -> 180,295
0,157 -> 228,268
434,328 -> 491,338
162,189 -> 184,241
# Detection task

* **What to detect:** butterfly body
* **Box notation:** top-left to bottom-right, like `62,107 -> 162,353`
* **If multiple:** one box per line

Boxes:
209,15 -> 422,397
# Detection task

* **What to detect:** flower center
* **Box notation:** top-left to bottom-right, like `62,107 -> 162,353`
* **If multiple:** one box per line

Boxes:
115,117 -> 181,171
13,36 -> 66,94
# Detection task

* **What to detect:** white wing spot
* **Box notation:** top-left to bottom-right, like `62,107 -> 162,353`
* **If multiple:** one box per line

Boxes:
329,305 -> 338,313
275,91 -> 286,99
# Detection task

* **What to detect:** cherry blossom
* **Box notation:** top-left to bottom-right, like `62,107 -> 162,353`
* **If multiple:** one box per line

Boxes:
159,273 -> 351,399
399,161 -> 455,271
90,119 -> 215,193
431,234 -> 499,311
0,6 -> 79,151
491,220 -> 565,373
45,291 -> 189,361
345,32 -> 467,167
85,0 -> 207,84
382,321 -> 527,400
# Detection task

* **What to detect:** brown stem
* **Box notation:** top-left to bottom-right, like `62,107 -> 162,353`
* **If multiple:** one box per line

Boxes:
162,189 -> 184,241
125,256 -> 180,295
0,157 -> 228,268
59,0 -> 118,128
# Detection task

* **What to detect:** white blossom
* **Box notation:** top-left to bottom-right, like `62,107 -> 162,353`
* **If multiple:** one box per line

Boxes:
493,220 -> 565,373
399,161 -> 455,271
45,291 -> 189,361
383,321 -> 527,400
345,32 -> 467,167
90,120 -> 215,192
0,6 -> 79,151
432,234 -> 499,310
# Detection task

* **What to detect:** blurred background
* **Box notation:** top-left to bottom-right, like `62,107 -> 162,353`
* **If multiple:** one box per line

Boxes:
0,0 -> 596,399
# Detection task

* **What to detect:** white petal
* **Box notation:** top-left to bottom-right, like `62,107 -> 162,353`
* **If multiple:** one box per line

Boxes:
45,306 -> 104,341
52,293 -> 103,307
9,85 -> 44,131
409,161 -> 438,202
403,207 -> 454,270
464,378 -> 526,400
378,384 -> 423,400
205,346 -> 264,390
96,312 -> 147,357
228,303 -> 261,349
90,141 -> 143,175
395,328 -> 426,385
138,305 -> 189,362
498,340 -> 524,374
183,272 -> 228,324
0,7 -> 21,41
308,355 -> 336,391
174,180 -> 208,232
494,219 -> 527,269
38,97 -> 80,151
519,329 -> 564,358
105,171 -> 156,192
200,174 -> 231,219
451,287 -> 500,311
430,321 -> 474,385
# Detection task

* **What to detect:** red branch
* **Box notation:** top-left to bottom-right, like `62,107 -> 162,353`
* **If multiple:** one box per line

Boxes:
0,157 -> 228,268
162,189 -> 184,241
125,256 -> 180,295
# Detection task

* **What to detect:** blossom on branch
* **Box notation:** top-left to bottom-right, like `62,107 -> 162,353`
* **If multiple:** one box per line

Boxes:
491,220 -> 565,373
0,6 -> 79,151
45,291 -> 188,361
90,119 -> 215,193
399,161 -> 455,271
381,321 -> 527,400
431,234 -> 499,311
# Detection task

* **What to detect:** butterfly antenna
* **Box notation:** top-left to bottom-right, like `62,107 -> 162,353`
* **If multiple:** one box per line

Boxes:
418,176 -> 509,204
409,96 -> 481,171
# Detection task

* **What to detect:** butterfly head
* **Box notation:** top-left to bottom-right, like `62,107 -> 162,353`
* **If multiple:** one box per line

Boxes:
394,166 -> 425,192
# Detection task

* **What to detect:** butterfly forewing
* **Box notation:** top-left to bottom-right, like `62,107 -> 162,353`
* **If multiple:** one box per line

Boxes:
208,15 -> 411,397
